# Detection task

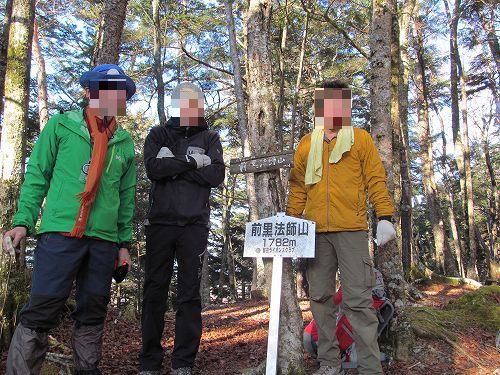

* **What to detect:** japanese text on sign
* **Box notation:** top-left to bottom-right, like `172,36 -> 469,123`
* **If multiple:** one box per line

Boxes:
244,213 -> 315,258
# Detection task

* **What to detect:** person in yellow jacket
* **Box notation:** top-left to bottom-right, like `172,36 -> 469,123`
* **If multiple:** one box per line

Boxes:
286,80 -> 396,375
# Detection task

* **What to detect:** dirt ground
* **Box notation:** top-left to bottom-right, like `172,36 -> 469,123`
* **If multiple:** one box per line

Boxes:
1,282 -> 498,374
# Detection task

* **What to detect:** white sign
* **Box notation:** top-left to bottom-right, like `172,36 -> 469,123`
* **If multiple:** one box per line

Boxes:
244,213 -> 316,258
243,212 -> 316,375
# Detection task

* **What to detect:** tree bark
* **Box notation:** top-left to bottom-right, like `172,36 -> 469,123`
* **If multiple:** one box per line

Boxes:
153,0 -> 166,126
414,18 -> 458,276
276,0 -> 288,151
32,15 -> 48,130
370,0 -> 411,360
474,3 -> 500,75
0,0 -> 35,225
444,0 -> 480,279
390,1 -> 402,253
95,0 -> 129,65
218,173 -> 237,301
246,0 -> 303,371
398,0 -> 416,275
0,0 -> 13,130
457,47 -> 481,280
0,0 -> 35,349
223,0 -> 264,299
432,102 -> 466,277
290,12 -> 309,151
443,0 -> 475,277
480,118 -> 499,280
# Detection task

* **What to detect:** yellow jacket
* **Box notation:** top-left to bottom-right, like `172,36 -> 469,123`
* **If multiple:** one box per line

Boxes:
286,128 -> 395,232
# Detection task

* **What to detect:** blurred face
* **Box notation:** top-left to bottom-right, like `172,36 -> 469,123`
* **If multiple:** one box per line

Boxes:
87,80 -> 127,117
314,88 -> 351,131
171,90 -> 204,126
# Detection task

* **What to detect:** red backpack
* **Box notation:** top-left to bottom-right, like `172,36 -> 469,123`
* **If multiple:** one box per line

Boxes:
303,269 -> 393,368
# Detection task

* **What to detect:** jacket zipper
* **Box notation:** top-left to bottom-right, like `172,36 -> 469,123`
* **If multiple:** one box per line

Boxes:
106,145 -> 116,174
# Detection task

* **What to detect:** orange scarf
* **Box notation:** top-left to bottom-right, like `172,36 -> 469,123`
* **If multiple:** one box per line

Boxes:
69,107 -> 116,237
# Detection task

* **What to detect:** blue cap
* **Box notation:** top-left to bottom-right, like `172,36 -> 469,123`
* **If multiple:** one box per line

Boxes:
80,64 -> 136,100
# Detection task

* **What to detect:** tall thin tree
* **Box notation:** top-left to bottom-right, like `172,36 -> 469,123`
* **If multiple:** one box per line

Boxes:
32,13 -> 48,130
222,0 -> 265,299
153,0 -> 166,126
414,15 -> 458,276
246,0 -> 303,370
370,0 -> 412,360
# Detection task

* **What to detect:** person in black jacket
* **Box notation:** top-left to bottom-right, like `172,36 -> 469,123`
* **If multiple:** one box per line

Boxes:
139,82 -> 225,375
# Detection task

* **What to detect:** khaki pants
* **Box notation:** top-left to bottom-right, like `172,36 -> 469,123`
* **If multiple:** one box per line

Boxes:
307,231 -> 382,375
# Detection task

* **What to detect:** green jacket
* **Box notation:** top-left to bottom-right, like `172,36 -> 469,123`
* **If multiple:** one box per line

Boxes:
13,109 -> 136,244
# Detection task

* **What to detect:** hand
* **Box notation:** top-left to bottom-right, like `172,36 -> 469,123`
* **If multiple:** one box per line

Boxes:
2,227 -> 27,255
189,153 -> 211,168
156,147 -> 174,159
118,248 -> 132,271
375,220 -> 396,247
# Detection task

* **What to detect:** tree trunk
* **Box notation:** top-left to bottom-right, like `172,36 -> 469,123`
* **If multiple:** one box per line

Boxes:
276,0 -> 288,151
95,0 -> 129,65
224,0 -> 265,300
0,0 -> 13,129
398,0 -> 416,275
475,4 -> 500,75
370,0 -> 411,361
390,1 -> 402,255
443,0 -> 474,277
0,0 -> 35,349
0,0 -> 35,225
290,12 -> 309,151
218,173 -> 237,301
480,119 -> 499,280
246,0 -> 303,371
414,19 -> 458,276
457,46 -> 481,280
32,15 -> 48,130
432,103 -> 466,277
153,0 -> 166,127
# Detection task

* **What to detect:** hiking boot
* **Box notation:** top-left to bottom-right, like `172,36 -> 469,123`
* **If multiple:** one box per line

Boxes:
312,365 -> 344,375
138,371 -> 160,375
171,367 -> 192,375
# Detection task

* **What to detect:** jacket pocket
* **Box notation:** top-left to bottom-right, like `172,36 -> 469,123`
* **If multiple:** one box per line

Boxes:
363,257 -> 375,288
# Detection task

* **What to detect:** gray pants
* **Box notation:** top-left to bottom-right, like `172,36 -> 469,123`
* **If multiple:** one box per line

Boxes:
307,231 -> 382,375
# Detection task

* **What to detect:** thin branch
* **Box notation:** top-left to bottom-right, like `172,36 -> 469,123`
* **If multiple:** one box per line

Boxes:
180,44 -> 235,77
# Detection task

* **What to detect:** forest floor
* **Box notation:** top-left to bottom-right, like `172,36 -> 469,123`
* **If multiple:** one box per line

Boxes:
1,281 -> 498,375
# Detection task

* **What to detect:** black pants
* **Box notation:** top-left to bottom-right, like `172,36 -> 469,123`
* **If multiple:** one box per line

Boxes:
139,224 -> 208,371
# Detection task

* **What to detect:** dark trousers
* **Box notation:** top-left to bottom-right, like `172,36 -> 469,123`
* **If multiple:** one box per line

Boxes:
139,224 -> 208,371
7,233 -> 117,374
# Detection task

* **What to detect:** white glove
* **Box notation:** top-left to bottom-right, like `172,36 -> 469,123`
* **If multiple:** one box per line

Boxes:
375,220 -> 396,247
156,147 -> 174,158
189,153 -> 211,168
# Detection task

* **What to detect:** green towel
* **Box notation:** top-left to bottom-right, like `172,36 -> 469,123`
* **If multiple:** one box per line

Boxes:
305,126 -> 354,185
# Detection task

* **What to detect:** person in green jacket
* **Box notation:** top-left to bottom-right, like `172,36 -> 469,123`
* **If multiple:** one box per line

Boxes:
2,64 -> 137,375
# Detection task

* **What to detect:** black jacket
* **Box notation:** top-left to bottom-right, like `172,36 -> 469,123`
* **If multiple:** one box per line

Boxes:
144,118 -> 225,226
